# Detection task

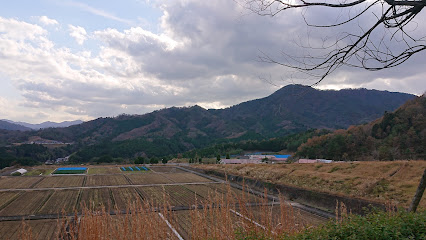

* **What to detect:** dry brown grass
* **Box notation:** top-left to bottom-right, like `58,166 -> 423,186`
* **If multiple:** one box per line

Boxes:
194,160 -> 426,210
18,183 -> 325,240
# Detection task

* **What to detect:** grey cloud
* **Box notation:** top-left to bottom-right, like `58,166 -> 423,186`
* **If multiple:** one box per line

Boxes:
2,0 -> 425,122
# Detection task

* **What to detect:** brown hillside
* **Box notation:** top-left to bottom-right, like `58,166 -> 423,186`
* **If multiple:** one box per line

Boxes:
194,161 -> 426,210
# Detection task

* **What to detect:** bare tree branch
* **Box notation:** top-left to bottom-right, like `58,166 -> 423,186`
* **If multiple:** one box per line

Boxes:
242,0 -> 426,85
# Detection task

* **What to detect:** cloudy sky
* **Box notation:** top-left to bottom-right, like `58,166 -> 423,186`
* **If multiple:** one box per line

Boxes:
1,0 -> 425,123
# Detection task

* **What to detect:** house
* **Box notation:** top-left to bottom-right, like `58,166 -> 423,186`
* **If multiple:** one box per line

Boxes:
220,159 -> 262,164
297,159 -> 319,163
248,154 -> 291,163
297,159 -> 333,163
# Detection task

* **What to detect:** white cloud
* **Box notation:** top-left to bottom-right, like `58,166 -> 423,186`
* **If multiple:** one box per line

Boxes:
68,25 -> 87,45
66,0 -> 133,25
38,16 -> 58,26
0,0 -> 425,123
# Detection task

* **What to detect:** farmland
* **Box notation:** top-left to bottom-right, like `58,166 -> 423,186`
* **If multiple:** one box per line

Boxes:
85,175 -> 129,186
0,176 -> 42,189
37,189 -> 80,215
34,175 -> 84,188
87,167 -> 121,174
0,219 -> 58,240
52,167 -> 87,174
127,172 -> 173,184
0,165 -> 330,239
0,190 -> 52,216
194,160 -> 426,209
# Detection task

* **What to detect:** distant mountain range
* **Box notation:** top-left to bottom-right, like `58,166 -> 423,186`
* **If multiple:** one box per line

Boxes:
0,84 -> 414,162
0,120 -> 83,130
0,120 -> 32,131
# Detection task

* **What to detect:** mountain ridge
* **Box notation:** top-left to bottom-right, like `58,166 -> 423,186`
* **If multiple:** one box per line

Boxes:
0,85 -> 416,162
1,120 -> 84,130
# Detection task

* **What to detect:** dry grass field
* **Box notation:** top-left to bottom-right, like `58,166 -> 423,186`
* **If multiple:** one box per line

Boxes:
0,219 -> 58,240
85,175 -> 129,186
166,172 -> 212,183
110,187 -> 141,210
0,165 -> 333,239
24,169 -> 55,176
37,189 -> 80,215
149,166 -> 186,173
0,191 -> 52,216
0,176 -> 42,189
87,167 -> 121,174
34,176 -> 84,188
0,192 -> 20,210
194,160 -> 426,209
127,172 -> 173,184
78,188 -> 113,211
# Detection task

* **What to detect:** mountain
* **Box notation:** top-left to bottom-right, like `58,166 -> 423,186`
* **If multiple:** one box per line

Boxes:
0,85 -> 416,162
296,94 -> 426,161
2,120 -> 83,130
0,120 -> 32,131
214,84 -> 415,131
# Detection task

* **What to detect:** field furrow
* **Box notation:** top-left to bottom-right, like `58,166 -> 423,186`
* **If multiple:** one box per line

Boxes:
0,219 -> 58,240
0,190 -> 52,216
0,191 -> 21,210
110,187 -> 142,210
37,189 -> 80,215
127,173 -> 172,185
78,188 -> 113,211
86,175 -> 129,187
34,176 -> 84,188
166,173 -> 212,183
0,176 -> 43,189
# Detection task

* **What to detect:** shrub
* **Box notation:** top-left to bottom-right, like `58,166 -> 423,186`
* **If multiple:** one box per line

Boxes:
287,210 -> 426,240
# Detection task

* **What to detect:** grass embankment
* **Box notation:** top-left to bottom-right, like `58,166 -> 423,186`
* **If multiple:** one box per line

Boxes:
194,160 -> 426,209
24,169 -> 55,176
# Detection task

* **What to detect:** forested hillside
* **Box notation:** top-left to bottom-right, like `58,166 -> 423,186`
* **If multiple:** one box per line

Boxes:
296,95 -> 426,161
0,85 -> 416,165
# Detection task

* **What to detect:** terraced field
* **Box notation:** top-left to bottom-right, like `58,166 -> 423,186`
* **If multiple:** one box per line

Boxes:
0,165 -> 329,239
86,175 -> 129,186
0,191 -> 20,210
0,190 -> 52,216
79,188 -> 113,211
87,167 -> 121,174
127,173 -> 173,184
110,187 -> 141,210
0,219 -> 58,240
37,189 -> 80,215
34,176 -> 84,188
166,172 -> 212,183
0,176 -> 42,189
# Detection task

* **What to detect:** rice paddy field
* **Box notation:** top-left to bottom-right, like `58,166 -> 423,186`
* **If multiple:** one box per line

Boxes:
0,219 -> 58,240
85,175 -> 129,186
34,175 -> 85,188
0,165 -> 329,239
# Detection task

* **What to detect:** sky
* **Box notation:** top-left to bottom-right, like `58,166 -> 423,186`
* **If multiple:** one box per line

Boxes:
0,0 -> 425,123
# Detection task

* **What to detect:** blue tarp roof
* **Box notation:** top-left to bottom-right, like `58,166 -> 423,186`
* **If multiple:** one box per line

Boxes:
57,167 -> 87,171
274,155 -> 291,158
